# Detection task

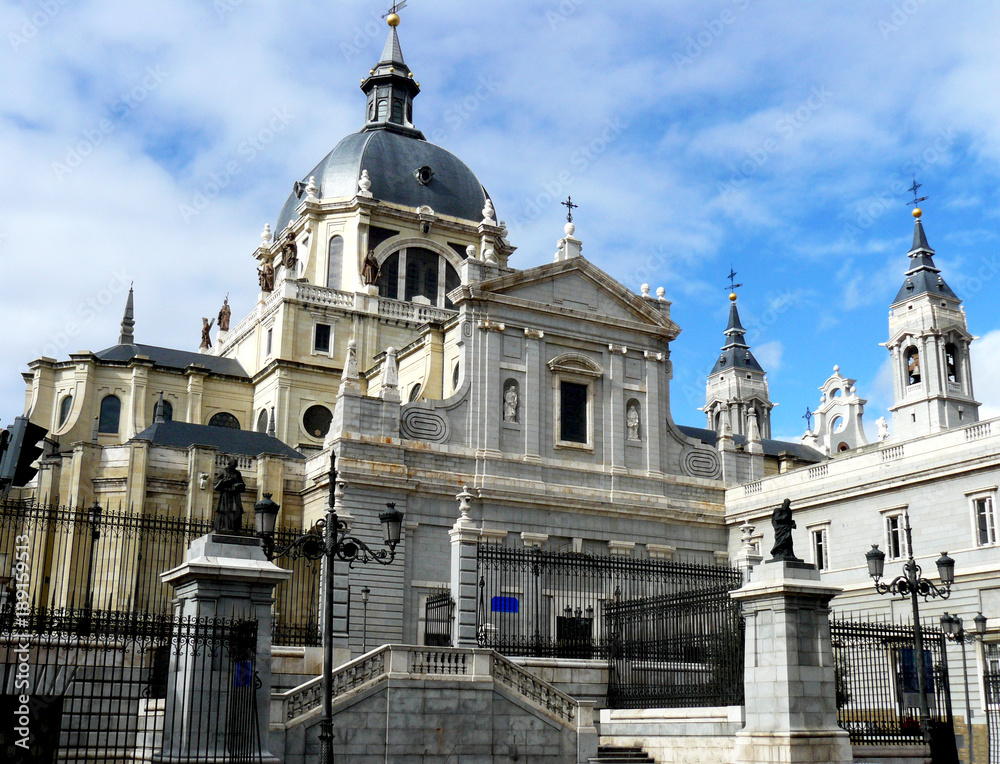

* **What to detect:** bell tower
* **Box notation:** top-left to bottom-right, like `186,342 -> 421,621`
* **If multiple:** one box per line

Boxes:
886,206 -> 979,439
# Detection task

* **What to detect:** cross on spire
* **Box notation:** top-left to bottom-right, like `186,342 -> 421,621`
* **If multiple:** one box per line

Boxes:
726,268 -> 742,293
561,196 -> 578,223
906,178 -> 928,208
382,0 -> 408,19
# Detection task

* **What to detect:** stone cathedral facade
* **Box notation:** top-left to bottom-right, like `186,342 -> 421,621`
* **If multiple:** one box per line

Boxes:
11,16 -> 999,690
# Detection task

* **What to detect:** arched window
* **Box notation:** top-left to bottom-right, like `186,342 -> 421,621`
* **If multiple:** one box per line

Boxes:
256,410 -> 269,433
376,252 -> 400,300
99,395 -> 121,434
208,412 -> 240,430
303,405 -> 332,439
327,236 -> 343,290
408,383 -> 422,402
945,343 -> 959,383
405,248 -> 440,304
377,248 -> 460,308
158,399 -> 173,422
905,347 -> 921,385
391,99 -> 404,123
58,395 -> 73,428
377,99 -> 388,121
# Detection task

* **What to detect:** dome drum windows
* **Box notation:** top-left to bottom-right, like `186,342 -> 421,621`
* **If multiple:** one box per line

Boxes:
98,395 -> 121,435
374,247 -> 460,309
303,405 -> 333,439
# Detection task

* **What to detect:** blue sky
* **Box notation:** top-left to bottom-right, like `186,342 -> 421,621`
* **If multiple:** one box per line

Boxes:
2,0 -> 999,442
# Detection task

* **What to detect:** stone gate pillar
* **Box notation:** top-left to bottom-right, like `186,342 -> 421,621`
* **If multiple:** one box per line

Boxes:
731,561 -> 852,764
158,533 -> 291,764
450,486 -> 480,648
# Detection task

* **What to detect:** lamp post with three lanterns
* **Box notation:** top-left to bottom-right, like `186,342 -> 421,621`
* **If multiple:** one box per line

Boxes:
253,452 -> 403,764
865,509 -> 956,746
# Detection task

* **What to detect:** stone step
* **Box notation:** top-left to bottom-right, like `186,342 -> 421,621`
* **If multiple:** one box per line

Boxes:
589,745 -> 655,763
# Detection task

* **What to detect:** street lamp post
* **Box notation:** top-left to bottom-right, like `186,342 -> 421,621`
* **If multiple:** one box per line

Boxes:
83,500 -> 102,628
254,452 -> 403,764
361,586 -> 370,653
940,612 -> 989,764
865,509 -> 956,745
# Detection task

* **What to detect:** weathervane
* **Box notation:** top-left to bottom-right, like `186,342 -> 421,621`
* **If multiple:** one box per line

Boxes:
726,268 -> 742,293
382,0 -> 408,22
561,196 -> 579,223
906,178 -> 928,208
803,406 -> 813,431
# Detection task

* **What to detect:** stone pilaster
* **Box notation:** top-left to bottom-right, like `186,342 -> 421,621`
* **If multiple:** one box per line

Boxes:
608,344 -> 628,475
450,486 -> 480,647
731,561 -> 852,764
523,329 -> 544,462
644,351 -> 664,477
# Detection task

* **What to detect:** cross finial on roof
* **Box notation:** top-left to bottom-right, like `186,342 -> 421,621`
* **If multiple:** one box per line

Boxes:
803,406 -> 813,431
906,178 -> 929,208
726,268 -> 742,293
561,196 -> 578,223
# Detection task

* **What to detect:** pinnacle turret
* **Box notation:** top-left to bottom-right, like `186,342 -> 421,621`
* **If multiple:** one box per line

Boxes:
119,286 -> 135,345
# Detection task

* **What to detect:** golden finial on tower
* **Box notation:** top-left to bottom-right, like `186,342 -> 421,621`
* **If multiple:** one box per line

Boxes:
912,208 -> 922,219
730,292 -> 738,302
383,0 -> 406,27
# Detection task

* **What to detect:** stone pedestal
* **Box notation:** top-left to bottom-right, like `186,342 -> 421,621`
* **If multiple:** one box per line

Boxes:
450,488 -> 480,647
731,561 -> 852,764
157,533 -> 291,763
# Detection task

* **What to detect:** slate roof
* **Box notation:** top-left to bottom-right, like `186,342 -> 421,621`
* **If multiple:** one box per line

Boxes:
677,425 -> 825,463
133,420 -> 304,460
892,218 -> 959,304
95,343 -> 249,378
709,301 -> 764,375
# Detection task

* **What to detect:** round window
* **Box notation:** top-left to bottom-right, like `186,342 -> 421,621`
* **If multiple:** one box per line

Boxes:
303,405 -> 333,438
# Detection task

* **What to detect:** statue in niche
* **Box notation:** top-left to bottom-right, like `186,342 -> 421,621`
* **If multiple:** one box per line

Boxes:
769,498 -> 801,562
503,382 -> 519,423
361,250 -> 380,286
213,458 -> 247,533
217,295 -> 231,332
258,261 -> 275,292
282,236 -> 298,273
626,402 -> 641,441
200,317 -> 214,350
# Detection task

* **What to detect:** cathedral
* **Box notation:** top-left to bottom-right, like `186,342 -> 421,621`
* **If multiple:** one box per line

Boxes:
9,11 -> 998,713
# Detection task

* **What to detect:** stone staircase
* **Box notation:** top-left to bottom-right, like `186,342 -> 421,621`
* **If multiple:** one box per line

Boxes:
589,745 -> 655,763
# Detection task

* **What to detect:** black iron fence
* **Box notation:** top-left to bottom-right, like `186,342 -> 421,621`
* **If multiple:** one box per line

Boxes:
476,543 -> 742,661
831,615 -> 953,747
605,584 -> 745,709
986,643 -> 1000,764
424,590 -> 454,647
0,608 -> 260,763
0,499 -> 320,646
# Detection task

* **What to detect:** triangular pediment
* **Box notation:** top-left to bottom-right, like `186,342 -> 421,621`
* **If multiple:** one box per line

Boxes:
453,258 -> 680,339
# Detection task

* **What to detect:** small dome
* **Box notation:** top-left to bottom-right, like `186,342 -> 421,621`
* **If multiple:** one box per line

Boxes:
276,130 -> 490,232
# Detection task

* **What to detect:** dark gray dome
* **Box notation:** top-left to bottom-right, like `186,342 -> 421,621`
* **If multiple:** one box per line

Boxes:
276,129 -> 490,232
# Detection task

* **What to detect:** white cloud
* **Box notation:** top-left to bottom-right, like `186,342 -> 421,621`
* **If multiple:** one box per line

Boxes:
754,341 -> 784,374
971,330 -> 1000,420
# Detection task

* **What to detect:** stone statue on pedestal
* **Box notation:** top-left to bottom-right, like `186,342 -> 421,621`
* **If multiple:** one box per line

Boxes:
200,317 -> 214,350
769,498 -> 801,562
361,250 -> 380,286
217,296 -> 231,332
213,458 -> 247,533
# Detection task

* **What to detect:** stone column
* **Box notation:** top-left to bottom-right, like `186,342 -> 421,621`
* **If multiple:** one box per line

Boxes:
159,533 -> 292,764
731,561 -> 852,764
523,329 -> 544,462
449,486 -> 480,647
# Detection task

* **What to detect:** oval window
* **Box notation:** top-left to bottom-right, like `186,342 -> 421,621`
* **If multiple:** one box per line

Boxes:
303,405 -> 333,438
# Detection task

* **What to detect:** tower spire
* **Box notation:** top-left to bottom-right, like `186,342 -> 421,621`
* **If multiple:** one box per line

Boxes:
360,9 -> 423,139
119,285 -> 135,345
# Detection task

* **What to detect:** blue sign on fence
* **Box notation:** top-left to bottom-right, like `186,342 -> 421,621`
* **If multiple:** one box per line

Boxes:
233,660 -> 254,688
900,648 -> 935,693
491,596 -> 519,613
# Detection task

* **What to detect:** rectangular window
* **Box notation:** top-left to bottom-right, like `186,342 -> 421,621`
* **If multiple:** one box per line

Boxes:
974,496 -> 997,546
885,514 -> 908,560
560,382 -> 588,443
812,528 -> 829,571
314,323 -> 331,354
266,328 -> 273,356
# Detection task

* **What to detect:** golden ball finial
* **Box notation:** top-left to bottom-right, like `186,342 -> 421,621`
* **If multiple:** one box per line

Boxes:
387,12 -> 400,27
729,292 -> 738,302
912,207 -> 922,219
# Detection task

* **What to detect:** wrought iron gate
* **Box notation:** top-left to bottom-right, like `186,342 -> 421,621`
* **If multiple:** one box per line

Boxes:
424,590 -> 454,647
605,583 -> 745,709
986,670 -> 1000,764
